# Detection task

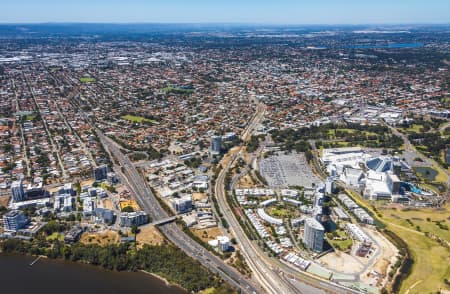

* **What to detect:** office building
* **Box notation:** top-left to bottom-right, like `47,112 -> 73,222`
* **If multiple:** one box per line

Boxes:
222,132 -> 236,141
120,211 -> 148,227
59,183 -> 75,196
172,196 -> 193,214
208,236 -> 230,252
11,180 -> 25,202
107,172 -> 118,184
93,164 -> 109,182
303,217 -> 324,252
325,178 -> 335,194
210,135 -> 222,155
94,208 -> 115,225
3,210 -> 29,232
25,182 -> 46,199
54,193 -> 73,212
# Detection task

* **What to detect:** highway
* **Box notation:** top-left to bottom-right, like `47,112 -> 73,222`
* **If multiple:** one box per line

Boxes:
64,77 -> 356,293
44,72 -> 261,293
215,155 -> 298,294
96,131 -> 261,294
214,103 -> 361,294
215,102 -> 299,294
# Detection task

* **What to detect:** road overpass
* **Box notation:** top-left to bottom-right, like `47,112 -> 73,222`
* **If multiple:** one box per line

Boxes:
97,131 -> 261,294
151,216 -> 177,226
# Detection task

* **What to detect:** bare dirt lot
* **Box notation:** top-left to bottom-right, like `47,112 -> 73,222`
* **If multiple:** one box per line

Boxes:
0,195 -> 10,207
360,227 -> 398,287
80,179 -> 95,187
80,230 -> 120,246
237,174 -> 256,188
192,192 -> 208,201
136,224 -> 165,247
102,198 -> 114,210
318,251 -> 365,274
119,199 -> 140,211
191,227 -> 223,243
221,147 -> 240,166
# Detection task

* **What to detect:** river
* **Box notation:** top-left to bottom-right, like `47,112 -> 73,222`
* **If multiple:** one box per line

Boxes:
0,254 -> 186,294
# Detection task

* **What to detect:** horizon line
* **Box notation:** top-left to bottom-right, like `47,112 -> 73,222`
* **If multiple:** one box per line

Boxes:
1,21 -> 450,26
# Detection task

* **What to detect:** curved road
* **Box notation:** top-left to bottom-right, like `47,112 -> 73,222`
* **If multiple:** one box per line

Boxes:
215,103 -> 360,294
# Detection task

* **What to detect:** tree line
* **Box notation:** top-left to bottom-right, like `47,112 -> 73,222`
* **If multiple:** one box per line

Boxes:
0,238 -> 235,293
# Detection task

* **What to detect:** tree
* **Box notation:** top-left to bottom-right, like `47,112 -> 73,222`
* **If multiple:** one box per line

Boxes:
131,224 -> 140,235
42,220 -> 65,235
121,206 -> 134,213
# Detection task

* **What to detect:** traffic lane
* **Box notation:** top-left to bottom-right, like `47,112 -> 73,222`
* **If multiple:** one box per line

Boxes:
160,227 -> 257,293
159,224 -> 259,293
100,134 -> 259,293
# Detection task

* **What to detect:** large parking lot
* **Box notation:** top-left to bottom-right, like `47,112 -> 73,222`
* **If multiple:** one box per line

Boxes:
258,152 -> 321,188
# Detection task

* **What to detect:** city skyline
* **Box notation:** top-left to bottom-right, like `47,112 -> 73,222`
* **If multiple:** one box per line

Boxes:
1,0 -> 450,24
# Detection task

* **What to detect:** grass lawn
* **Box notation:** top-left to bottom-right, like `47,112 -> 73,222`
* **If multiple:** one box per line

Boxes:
79,77 -> 96,83
25,114 -> 37,121
162,86 -> 194,95
441,97 -> 450,103
100,182 -> 116,193
121,114 -> 155,124
433,165 -> 449,183
268,207 -> 290,218
46,232 -> 64,241
328,229 -> 353,251
379,206 -> 450,240
377,205 -> 450,293
199,288 -> 216,294
403,124 -> 424,133
327,128 -> 378,138
327,129 -> 358,137
334,141 -> 351,147
345,188 -> 450,293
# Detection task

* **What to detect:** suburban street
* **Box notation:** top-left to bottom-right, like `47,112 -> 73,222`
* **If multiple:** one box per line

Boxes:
24,73 -> 68,179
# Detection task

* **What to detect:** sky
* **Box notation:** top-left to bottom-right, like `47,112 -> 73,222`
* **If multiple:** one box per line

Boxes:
1,0 -> 450,24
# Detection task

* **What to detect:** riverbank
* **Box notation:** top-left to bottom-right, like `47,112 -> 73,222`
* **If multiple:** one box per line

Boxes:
8,251 -> 186,291
0,253 -> 187,294
0,238 -> 234,293
140,269 -> 185,290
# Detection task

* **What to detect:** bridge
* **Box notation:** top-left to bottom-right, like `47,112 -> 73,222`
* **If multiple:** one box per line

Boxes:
150,216 -> 177,226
